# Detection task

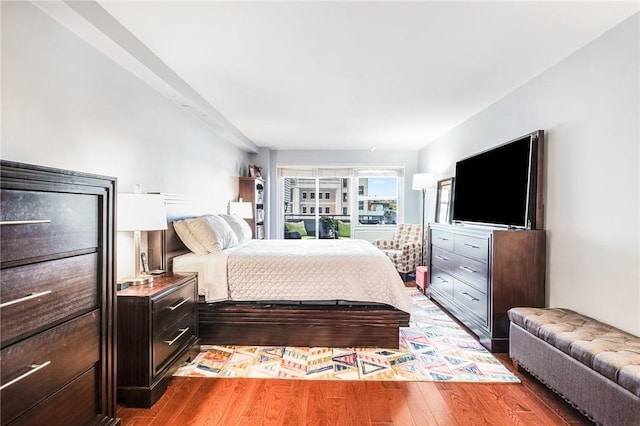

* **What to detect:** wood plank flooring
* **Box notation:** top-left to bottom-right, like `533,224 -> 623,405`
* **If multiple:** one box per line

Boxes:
116,353 -> 591,425
117,283 -> 592,425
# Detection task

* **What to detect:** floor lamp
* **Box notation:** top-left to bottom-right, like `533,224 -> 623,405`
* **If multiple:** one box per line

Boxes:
412,173 -> 435,267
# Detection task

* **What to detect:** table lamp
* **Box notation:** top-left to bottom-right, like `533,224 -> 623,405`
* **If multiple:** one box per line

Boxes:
228,200 -> 254,219
118,193 -> 167,285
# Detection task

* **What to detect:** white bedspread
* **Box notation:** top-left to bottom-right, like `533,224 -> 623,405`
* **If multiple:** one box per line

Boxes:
173,239 -> 411,313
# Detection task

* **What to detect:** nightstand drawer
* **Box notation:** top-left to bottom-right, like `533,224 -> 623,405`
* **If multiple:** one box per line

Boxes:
0,253 -> 99,346
153,313 -> 196,373
0,190 -> 98,265
0,310 -> 100,424
153,280 -> 196,336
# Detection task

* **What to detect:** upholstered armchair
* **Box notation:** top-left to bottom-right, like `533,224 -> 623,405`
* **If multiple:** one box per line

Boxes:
373,224 -> 425,280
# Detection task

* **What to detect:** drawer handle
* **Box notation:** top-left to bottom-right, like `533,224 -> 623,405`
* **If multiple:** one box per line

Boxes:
437,236 -> 450,241
459,265 -> 477,273
0,290 -> 52,309
0,361 -> 51,391
463,243 -> 480,249
460,292 -> 479,302
0,219 -> 51,226
165,297 -> 190,311
435,255 -> 449,261
164,327 -> 189,346
436,276 -> 449,283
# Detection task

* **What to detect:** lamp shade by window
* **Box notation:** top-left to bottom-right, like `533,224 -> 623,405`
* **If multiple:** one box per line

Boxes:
118,193 -> 168,232
229,201 -> 253,219
412,173 -> 436,191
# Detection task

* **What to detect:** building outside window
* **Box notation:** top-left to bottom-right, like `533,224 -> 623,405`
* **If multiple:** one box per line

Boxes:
357,171 -> 398,225
280,167 -> 403,238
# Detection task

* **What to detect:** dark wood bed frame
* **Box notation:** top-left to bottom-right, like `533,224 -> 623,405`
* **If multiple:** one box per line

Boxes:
148,219 -> 410,348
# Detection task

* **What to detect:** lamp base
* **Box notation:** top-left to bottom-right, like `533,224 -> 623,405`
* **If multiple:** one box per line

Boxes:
118,274 -> 154,286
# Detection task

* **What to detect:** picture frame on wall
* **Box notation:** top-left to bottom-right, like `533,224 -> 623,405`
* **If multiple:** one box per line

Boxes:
435,177 -> 454,224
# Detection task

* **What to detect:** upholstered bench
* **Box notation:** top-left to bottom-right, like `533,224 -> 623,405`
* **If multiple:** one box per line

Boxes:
508,307 -> 640,426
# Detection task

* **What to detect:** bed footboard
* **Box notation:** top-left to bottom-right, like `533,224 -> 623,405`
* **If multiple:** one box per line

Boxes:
199,302 -> 410,348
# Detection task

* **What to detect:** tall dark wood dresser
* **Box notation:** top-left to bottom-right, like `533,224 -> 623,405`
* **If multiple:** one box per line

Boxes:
0,160 -> 119,425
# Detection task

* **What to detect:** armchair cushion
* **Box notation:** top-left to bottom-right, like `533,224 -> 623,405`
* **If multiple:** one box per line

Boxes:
374,224 -> 425,275
337,220 -> 351,238
285,220 -> 308,237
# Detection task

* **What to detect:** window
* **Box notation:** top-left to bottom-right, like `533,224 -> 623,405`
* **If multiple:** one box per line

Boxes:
279,167 -> 403,238
357,171 -> 399,225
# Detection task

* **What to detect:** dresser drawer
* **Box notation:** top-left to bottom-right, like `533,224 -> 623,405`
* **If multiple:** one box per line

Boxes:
431,246 -> 456,275
0,190 -> 98,264
429,266 -> 454,298
1,310 -> 101,423
1,253 -> 99,346
431,228 -> 454,251
153,279 -> 196,337
453,253 -> 488,294
454,279 -> 488,325
153,312 -> 196,374
9,367 -> 98,426
454,233 -> 489,262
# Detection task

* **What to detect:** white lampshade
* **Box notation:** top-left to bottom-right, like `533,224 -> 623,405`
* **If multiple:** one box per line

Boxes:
118,193 -> 168,231
229,201 -> 253,219
412,173 -> 436,191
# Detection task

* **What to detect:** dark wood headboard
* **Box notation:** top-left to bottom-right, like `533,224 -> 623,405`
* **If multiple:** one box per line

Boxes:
147,194 -> 195,272
148,221 -> 190,273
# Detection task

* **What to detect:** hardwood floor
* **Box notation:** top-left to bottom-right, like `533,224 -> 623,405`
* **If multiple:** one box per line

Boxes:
116,283 -> 592,425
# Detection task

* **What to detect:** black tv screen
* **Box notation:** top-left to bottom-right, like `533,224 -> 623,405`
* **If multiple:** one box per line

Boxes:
452,132 -> 539,229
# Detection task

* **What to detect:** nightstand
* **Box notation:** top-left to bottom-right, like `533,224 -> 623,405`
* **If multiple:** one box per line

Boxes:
117,273 -> 200,408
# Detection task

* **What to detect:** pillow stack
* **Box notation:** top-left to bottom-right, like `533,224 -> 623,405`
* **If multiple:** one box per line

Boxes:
173,213 -> 253,254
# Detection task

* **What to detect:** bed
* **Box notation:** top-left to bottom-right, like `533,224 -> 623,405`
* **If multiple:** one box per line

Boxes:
148,218 -> 411,348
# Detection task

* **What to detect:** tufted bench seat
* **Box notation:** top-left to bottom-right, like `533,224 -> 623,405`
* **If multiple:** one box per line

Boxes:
508,307 -> 640,426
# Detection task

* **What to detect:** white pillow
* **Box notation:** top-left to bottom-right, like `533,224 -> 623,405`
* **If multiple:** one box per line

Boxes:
221,214 -> 253,244
185,214 -> 238,252
173,219 -> 209,255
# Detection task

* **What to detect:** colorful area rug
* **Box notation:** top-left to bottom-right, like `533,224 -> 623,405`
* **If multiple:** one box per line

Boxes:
174,289 -> 519,382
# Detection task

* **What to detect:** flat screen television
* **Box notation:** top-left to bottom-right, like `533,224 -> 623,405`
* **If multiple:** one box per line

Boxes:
452,130 -> 543,229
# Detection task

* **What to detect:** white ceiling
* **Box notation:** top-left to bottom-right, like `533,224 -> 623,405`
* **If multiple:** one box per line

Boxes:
61,1 -> 640,151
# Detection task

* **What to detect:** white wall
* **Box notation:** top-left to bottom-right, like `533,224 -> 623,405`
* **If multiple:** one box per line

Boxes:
1,2 -> 250,278
418,14 -> 640,334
